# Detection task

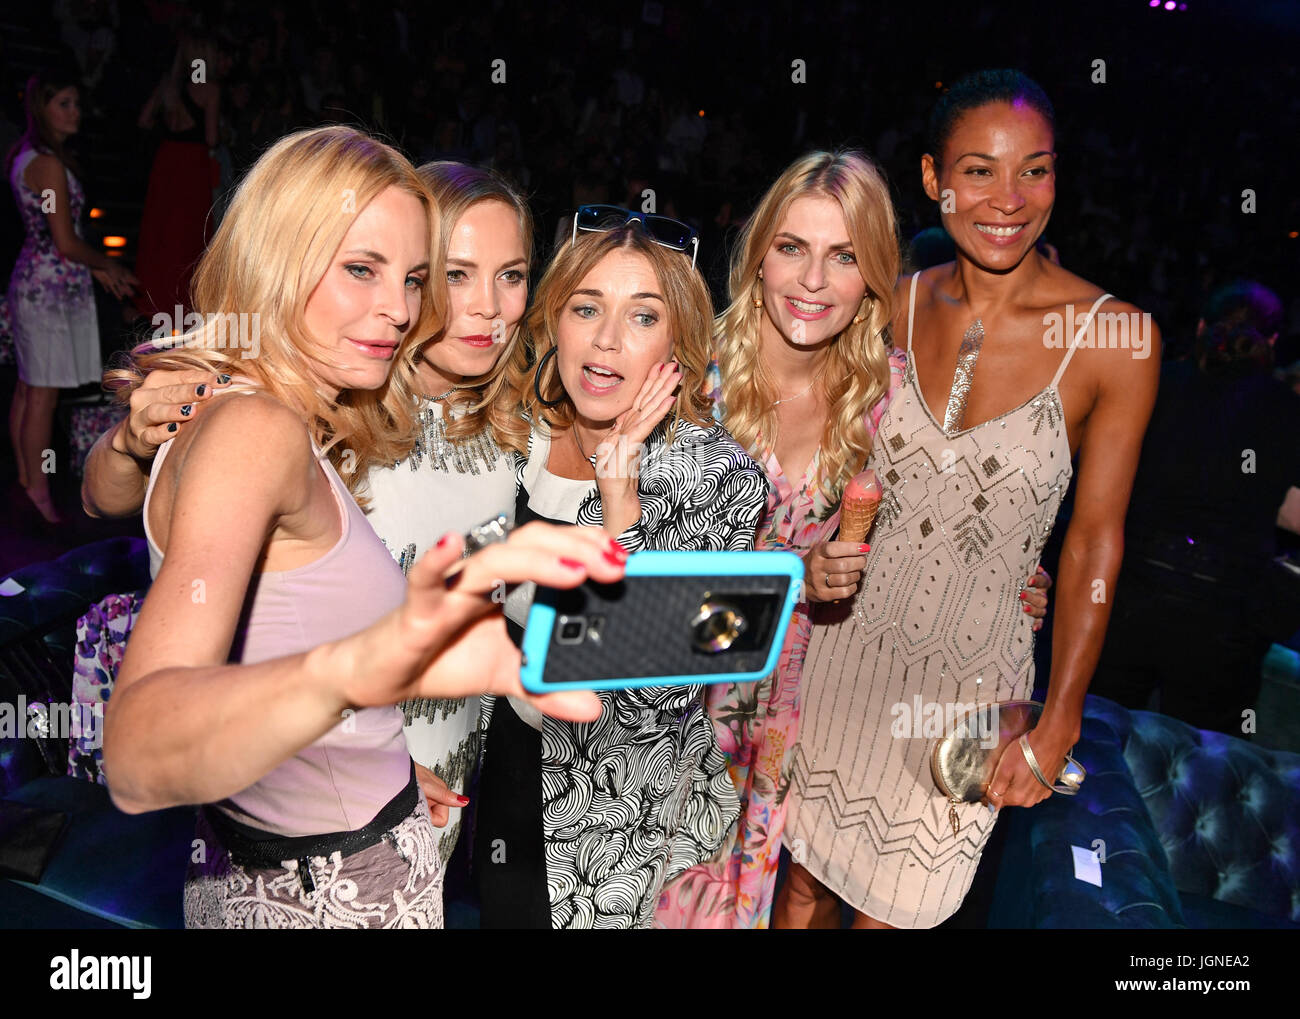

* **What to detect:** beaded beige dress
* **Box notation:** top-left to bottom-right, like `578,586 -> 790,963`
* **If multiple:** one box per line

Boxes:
784,272 -> 1111,928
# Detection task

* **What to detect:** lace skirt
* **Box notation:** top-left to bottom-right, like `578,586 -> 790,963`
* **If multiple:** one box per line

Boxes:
183,795 -> 445,929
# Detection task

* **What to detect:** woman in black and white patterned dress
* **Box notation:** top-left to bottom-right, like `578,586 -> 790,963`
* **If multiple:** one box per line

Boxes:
477,220 -> 770,928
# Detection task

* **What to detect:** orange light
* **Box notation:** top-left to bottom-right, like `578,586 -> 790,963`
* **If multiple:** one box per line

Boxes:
935,81 -> 943,88
698,109 -> 705,117
89,207 -> 104,219
102,236 -> 126,248
1290,231 -> 1298,239
106,249 -> 122,258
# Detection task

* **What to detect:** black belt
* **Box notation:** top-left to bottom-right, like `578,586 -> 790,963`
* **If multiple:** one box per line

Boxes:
202,763 -> 419,891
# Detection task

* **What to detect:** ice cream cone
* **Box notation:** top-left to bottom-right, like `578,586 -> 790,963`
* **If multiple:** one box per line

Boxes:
839,468 -> 882,544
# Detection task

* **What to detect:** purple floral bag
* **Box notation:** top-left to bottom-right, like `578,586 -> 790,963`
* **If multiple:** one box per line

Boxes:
69,591 -> 145,785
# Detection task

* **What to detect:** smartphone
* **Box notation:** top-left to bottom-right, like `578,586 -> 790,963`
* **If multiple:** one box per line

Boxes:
519,550 -> 804,693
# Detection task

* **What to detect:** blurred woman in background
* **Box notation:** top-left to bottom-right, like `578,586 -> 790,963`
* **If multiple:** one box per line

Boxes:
6,68 -> 137,525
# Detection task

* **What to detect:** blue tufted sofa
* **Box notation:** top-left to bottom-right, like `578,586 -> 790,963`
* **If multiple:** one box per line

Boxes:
0,537 -> 195,929
989,695 -> 1300,928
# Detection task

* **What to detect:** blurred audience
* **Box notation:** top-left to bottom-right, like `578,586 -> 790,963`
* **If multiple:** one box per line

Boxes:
1090,281 -> 1300,733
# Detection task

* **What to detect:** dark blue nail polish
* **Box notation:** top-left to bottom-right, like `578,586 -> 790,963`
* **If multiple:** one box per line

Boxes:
167,422 -> 178,433
196,384 -> 207,396
181,404 -> 193,416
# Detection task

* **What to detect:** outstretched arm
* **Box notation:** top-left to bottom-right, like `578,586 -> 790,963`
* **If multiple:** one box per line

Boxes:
107,394 -> 620,814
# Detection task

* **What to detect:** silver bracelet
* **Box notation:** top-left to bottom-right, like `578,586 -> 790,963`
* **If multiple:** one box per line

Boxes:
1018,733 -> 1087,795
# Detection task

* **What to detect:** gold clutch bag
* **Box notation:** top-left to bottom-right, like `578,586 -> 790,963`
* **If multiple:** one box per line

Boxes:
930,699 -> 1086,836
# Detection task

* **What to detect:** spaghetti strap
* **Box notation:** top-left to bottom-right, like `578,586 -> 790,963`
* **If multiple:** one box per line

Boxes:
906,270 -> 921,353
1050,292 -> 1113,389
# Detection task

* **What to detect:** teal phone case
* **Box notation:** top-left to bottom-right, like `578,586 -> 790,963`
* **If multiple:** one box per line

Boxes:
520,550 -> 803,693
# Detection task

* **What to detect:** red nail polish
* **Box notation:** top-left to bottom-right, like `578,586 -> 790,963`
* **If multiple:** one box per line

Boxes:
455,795 -> 470,806
608,540 -> 628,560
437,534 -> 452,549
559,557 -> 585,570
858,544 -> 870,553
1022,604 -> 1032,613
602,550 -> 625,566
1019,591 -> 1027,600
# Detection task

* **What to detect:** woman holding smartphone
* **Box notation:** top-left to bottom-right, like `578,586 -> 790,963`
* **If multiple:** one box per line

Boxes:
100,126 -> 616,928
84,163 -> 535,869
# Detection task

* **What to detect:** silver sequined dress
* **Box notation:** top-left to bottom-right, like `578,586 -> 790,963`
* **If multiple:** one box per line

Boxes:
785,272 -> 1112,927
363,396 -> 515,865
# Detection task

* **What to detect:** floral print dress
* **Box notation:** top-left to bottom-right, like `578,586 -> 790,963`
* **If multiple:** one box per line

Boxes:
6,145 -> 101,387
655,347 -> 906,928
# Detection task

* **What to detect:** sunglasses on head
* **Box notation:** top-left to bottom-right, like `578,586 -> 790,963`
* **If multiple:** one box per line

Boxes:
571,204 -> 700,269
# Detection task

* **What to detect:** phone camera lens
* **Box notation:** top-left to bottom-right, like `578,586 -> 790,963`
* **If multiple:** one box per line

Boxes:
690,601 -> 747,653
557,616 -> 587,644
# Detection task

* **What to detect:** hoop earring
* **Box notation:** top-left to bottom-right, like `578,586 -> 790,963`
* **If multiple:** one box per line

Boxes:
752,277 -> 764,309
532,346 -> 566,407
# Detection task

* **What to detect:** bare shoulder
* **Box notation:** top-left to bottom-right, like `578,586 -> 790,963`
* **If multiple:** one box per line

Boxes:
24,152 -> 64,189
909,263 -> 952,298
892,264 -> 948,329
1038,261 -> 1139,314
172,391 -> 314,488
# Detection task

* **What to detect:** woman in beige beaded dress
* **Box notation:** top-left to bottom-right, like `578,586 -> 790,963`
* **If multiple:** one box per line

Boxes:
778,70 -> 1161,928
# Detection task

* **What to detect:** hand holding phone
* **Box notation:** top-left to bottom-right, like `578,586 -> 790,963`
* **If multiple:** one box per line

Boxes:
520,550 -> 803,693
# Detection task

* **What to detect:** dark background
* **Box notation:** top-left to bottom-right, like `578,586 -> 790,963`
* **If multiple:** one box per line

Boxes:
3,0 -> 1299,359
1,0 -> 1298,573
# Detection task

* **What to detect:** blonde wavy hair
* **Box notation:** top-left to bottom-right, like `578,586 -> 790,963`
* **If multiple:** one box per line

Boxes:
106,126 -> 443,499
494,224 -> 714,455
715,149 -> 899,503
393,161 -> 534,443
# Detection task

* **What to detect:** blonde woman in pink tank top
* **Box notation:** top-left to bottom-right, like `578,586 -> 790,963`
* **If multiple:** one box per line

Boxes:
99,127 -> 623,929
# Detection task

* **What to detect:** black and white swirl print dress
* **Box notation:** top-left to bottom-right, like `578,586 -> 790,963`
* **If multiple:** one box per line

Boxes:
484,417 -> 770,928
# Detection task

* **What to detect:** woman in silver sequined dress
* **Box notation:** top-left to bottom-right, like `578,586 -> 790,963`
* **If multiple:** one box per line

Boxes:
778,70 -> 1162,928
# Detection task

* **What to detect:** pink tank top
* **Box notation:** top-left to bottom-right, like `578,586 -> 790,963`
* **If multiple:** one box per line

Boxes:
142,395 -> 411,837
